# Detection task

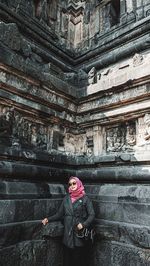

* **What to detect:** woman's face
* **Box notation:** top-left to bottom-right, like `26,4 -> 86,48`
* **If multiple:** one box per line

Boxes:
69,179 -> 78,191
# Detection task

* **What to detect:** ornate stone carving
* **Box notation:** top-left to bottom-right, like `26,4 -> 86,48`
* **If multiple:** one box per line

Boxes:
88,67 -> 97,85
109,1 -> 119,26
34,0 -> 58,26
0,105 -> 54,151
64,133 -> 86,155
106,122 -> 136,153
34,0 -> 48,22
64,133 -> 76,154
0,106 -> 14,139
136,114 -> 150,148
144,113 -> 150,142
133,53 -> 143,66
146,9 -> 150,17
64,72 -> 77,84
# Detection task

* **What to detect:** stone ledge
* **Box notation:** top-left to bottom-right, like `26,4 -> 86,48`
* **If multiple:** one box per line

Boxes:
0,181 -> 66,199
85,184 -> 150,204
0,220 -> 63,249
78,165 -> 150,182
0,239 -> 63,266
95,219 -> 150,249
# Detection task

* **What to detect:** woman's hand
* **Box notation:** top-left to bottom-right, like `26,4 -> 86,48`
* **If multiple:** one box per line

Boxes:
77,223 -> 83,230
42,218 -> 48,225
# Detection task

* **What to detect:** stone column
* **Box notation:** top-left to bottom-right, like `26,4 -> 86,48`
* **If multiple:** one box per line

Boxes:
93,126 -> 103,156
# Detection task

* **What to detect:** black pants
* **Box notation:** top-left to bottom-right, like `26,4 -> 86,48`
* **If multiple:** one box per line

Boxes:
63,245 -> 90,266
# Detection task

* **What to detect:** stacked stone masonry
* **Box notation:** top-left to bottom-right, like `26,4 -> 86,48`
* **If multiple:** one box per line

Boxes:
0,0 -> 150,265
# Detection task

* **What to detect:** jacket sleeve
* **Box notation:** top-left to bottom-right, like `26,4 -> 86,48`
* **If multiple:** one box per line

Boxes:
82,196 -> 95,228
47,199 -> 64,222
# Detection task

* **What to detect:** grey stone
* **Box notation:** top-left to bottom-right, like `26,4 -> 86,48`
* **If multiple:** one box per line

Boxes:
0,1 -> 150,266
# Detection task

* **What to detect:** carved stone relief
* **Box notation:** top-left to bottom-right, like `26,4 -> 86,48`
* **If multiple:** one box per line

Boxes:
137,114 -> 150,148
33,0 -> 58,28
60,11 -> 69,39
86,135 -> 94,155
0,106 -> 14,142
106,122 -> 136,153
133,53 -> 143,67
0,105 -> 54,152
34,0 -> 48,23
2,0 -> 150,50
144,114 -> 150,142
0,109 -> 86,155
64,133 -> 87,155
88,67 -> 97,85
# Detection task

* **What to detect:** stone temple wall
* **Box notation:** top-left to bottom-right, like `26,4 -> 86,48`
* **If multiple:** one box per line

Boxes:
0,0 -> 150,265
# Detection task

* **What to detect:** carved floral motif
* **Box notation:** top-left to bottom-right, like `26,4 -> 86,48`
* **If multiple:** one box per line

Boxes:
133,53 -> 143,67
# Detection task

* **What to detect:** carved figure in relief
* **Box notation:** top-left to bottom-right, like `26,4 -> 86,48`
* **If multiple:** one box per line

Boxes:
37,125 -> 47,149
48,0 -> 57,21
61,12 -> 69,39
30,125 -> 37,146
106,126 -> 134,152
136,114 -> 150,148
65,134 -> 76,154
87,67 -> 97,85
109,2 -> 118,27
0,107 -> 14,138
107,129 -> 122,152
113,134 -> 123,151
34,0 -> 57,26
126,125 -> 136,147
75,135 -> 86,155
144,114 -> 150,142
34,0 -> 48,23
106,130 -> 114,152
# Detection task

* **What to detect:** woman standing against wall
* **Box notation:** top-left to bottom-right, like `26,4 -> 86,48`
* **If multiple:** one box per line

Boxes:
42,176 -> 95,266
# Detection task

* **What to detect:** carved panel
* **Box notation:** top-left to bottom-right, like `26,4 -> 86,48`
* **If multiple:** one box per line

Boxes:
137,114 -> 150,148
106,122 -> 136,153
64,133 -> 87,155
33,0 -> 58,28
0,105 -> 54,152
88,67 -> 97,85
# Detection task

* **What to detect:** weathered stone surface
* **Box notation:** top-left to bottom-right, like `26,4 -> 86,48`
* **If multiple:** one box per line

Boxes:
0,239 -> 63,266
0,220 -> 63,248
92,241 -> 150,266
0,0 -> 150,266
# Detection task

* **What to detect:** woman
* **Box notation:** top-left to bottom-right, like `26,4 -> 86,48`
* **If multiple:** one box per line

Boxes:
42,176 -> 95,266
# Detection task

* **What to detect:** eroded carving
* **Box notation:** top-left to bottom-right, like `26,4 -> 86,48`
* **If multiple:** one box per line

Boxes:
144,114 -> 150,143
106,122 -> 136,153
109,1 -> 119,27
63,133 -> 87,155
0,105 -> 54,151
133,53 -> 143,67
137,114 -> 150,148
88,67 -> 97,85
0,107 -> 14,139
34,0 -> 58,26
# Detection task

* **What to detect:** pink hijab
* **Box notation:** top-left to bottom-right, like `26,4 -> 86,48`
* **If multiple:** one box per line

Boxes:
68,176 -> 85,203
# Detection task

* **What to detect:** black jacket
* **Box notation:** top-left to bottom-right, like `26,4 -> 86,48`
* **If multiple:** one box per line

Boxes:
48,194 -> 95,248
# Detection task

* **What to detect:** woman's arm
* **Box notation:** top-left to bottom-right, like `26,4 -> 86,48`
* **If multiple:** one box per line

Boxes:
42,200 -> 64,225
